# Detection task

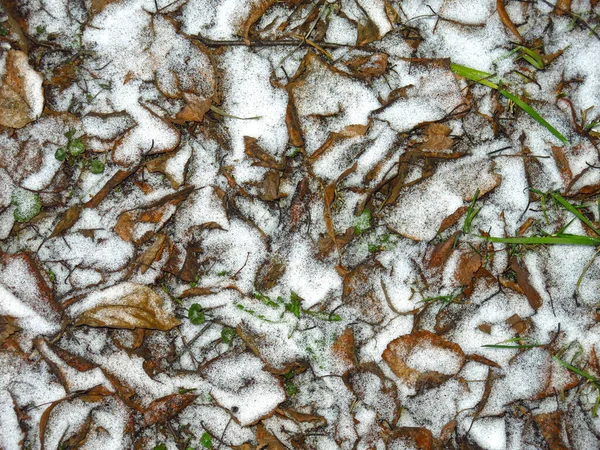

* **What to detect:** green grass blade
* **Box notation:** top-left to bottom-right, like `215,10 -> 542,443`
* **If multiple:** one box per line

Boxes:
451,63 -> 569,145
450,63 -> 498,89
552,193 -> 600,236
487,235 -> 600,246
498,89 -> 568,144
552,356 -> 600,386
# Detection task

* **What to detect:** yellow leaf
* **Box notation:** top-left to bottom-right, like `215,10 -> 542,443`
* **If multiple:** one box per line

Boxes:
69,283 -> 181,331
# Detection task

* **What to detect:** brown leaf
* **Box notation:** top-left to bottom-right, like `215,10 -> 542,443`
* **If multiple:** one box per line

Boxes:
551,146 -> 572,185
256,423 -> 287,450
455,252 -> 482,286
554,0 -> 571,15
428,231 -> 460,268
145,148 -> 191,189
0,316 -> 21,346
277,408 -> 327,427
438,206 -> 469,233
344,53 -> 388,80
332,328 -> 357,369
0,50 -> 44,128
143,393 -> 198,426
175,94 -> 212,123
309,124 -> 368,163
49,204 -> 83,239
89,0 -> 121,17
343,263 -> 386,323
510,257 -> 543,311
384,427 -> 434,450
357,17 -> 381,46
419,123 -> 454,151
84,167 -> 137,209
260,170 -> 281,201
286,93 -> 304,147
534,411 -> 569,450
382,330 -> 465,390
254,256 -> 286,291
496,0 -> 524,43
70,283 -> 181,331
244,136 -> 284,170
135,234 -> 168,274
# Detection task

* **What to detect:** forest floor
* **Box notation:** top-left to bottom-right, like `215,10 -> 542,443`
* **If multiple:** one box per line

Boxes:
1,0 -> 600,449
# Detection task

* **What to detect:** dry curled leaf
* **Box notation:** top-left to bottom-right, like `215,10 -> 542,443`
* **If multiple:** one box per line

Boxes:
69,283 -> 181,331
0,50 -> 44,128
419,123 -> 454,151
344,53 -> 388,80
382,330 -> 465,391
496,0 -> 524,43
143,393 -> 198,426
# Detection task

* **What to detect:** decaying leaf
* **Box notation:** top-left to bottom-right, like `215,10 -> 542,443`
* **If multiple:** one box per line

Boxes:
332,327 -> 357,369
0,316 -> 21,345
357,16 -> 381,46
418,123 -> 454,151
383,330 -> 465,391
510,257 -> 543,311
143,393 -> 198,426
69,283 -> 181,331
383,427 -> 434,450
256,423 -> 287,450
0,50 -> 44,128
344,53 -> 388,80
428,231 -> 460,268
244,136 -> 284,170
534,411 -> 570,450
496,0 -> 524,43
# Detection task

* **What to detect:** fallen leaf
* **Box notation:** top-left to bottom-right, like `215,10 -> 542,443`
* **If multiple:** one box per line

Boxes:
256,423 -> 286,450
428,231 -> 460,268
383,427 -> 434,450
554,0 -> 571,15
332,328 -> 357,369
0,316 -> 21,346
418,123 -> 454,151
69,283 -> 181,331
357,16 -> 380,46
382,330 -> 465,391
344,53 -> 388,80
143,393 -> 198,426
510,257 -> 543,311
534,411 -> 570,450
244,136 -> 284,170
0,50 -> 44,128
496,0 -> 524,43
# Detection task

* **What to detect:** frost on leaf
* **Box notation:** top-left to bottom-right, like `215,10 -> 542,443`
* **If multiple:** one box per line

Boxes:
68,283 -> 181,330
383,330 -> 465,391
0,50 -> 43,129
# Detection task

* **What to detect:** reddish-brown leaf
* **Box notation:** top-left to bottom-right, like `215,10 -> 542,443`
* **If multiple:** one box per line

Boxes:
143,393 -> 198,426
382,330 -> 465,390
496,0 -> 524,43
510,257 -> 543,310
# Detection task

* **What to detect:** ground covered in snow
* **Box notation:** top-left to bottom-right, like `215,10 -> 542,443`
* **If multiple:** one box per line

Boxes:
1,0 -> 600,449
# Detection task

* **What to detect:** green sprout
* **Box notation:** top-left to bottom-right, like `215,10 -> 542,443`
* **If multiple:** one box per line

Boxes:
54,147 -> 67,161
221,327 -> 236,345
353,209 -> 372,235
68,138 -> 85,156
12,189 -> 42,223
188,304 -> 205,325
89,159 -> 105,174
201,432 -> 213,449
